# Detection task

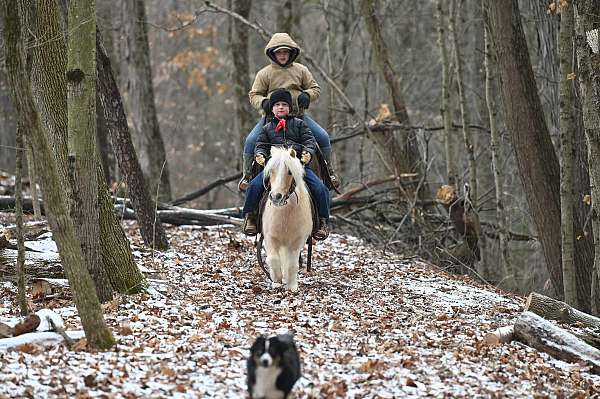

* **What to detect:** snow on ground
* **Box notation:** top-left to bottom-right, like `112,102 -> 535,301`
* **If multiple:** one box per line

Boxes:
1,222 -> 599,398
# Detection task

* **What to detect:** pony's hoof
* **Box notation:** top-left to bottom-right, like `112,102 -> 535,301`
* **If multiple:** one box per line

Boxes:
287,283 -> 299,293
271,282 -> 283,289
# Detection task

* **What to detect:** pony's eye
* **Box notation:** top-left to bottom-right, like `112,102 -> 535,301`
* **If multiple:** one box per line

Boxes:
288,170 -> 292,176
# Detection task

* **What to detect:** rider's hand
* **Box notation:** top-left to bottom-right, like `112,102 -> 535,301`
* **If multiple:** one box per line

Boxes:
298,92 -> 310,109
261,98 -> 271,114
301,151 -> 311,165
255,153 -> 266,166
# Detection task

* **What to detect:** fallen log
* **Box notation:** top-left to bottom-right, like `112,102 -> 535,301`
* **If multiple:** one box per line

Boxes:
482,325 -> 514,345
117,205 -> 243,227
514,311 -> 600,373
525,292 -> 600,329
0,249 -> 63,280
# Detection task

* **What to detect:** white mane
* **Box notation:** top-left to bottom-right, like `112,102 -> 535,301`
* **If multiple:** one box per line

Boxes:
263,147 -> 307,194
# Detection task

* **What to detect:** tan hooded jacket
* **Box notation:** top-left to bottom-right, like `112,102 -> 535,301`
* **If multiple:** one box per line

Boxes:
248,33 -> 321,114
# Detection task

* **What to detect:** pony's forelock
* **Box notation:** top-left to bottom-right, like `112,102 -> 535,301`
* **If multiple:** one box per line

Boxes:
264,147 -> 306,193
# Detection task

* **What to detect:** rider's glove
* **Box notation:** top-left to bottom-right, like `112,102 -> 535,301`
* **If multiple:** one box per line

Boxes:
301,151 -> 311,165
255,153 -> 266,166
261,98 -> 271,114
297,92 -> 310,109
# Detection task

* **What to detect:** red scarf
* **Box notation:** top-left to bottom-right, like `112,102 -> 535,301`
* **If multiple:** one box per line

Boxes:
275,118 -> 286,133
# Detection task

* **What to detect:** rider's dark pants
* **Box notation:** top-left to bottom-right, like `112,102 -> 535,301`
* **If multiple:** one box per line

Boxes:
242,168 -> 330,221
243,116 -> 332,159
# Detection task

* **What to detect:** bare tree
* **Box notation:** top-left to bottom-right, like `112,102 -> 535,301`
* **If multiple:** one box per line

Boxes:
483,5 -> 513,289
574,0 -> 600,311
2,0 -> 115,348
437,0 -> 457,187
558,1 -> 578,307
66,0 -> 113,302
97,30 -> 170,252
360,0 -> 424,179
230,0 -> 254,149
122,0 -> 172,201
486,0 -> 595,310
450,0 -> 477,205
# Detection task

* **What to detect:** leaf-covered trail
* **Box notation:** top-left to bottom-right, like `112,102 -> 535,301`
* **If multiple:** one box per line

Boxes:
1,223 -> 599,398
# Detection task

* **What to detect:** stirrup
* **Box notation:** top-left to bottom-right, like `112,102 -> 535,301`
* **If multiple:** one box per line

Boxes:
238,176 -> 250,192
329,173 -> 340,190
243,215 -> 257,236
313,221 -> 329,240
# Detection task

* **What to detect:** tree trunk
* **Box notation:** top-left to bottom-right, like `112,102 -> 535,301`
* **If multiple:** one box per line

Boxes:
66,0 -> 113,303
28,0 -> 151,292
122,0 -> 172,201
1,0 -> 114,349
0,37 -> 16,173
486,0 -> 568,298
15,119 -> 28,315
276,0 -> 301,39
437,0 -> 457,187
97,29 -> 169,251
449,0 -> 477,205
574,0 -> 600,311
231,0 -> 254,150
559,1 -> 578,307
25,137 -> 41,219
483,8 -> 513,289
360,0 -> 424,179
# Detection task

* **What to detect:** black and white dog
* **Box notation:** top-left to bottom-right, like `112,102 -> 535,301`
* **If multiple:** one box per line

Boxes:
247,334 -> 301,399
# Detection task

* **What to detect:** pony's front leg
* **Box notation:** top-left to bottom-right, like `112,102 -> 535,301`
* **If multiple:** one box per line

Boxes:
280,248 -> 301,292
266,255 -> 282,288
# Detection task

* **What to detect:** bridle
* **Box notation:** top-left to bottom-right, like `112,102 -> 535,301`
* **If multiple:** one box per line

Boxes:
265,168 -> 298,207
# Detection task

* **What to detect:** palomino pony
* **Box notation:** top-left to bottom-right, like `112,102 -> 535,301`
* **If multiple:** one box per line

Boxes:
262,147 -> 313,292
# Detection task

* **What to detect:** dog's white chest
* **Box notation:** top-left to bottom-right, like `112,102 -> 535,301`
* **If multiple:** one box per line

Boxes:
252,366 -> 284,399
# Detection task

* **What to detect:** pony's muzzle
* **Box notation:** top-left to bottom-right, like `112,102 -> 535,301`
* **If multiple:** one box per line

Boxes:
269,192 -> 286,206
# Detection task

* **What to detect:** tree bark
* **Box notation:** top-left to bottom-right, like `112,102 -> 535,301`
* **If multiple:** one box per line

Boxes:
483,14 -> 513,289
66,0 -> 113,303
122,0 -> 172,201
574,0 -> 600,311
0,35 -> 16,173
360,0 -> 424,179
559,1 -> 578,307
437,0 -> 457,187
27,0 -> 150,294
485,0 -> 595,299
97,29 -> 169,251
15,119 -> 28,315
1,0 -> 114,349
449,0 -> 477,205
231,0 -> 254,150
276,0 -> 301,39
514,311 -> 600,373
526,292 -> 600,329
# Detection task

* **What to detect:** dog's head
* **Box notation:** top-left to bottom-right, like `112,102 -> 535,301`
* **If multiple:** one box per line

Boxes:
250,334 -> 294,368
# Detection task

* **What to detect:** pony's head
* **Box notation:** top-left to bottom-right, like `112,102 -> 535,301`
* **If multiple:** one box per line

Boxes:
263,147 -> 306,207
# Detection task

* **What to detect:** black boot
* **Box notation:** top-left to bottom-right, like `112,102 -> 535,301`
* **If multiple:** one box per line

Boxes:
243,213 -> 258,236
322,149 -> 340,190
313,218 -> 330,240
238,154 -> 254,192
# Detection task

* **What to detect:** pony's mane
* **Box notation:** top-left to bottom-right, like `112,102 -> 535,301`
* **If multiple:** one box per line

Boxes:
264,147 -> 307,193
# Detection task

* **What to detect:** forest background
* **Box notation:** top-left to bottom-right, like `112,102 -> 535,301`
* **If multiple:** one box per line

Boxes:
1,0 -> 598,314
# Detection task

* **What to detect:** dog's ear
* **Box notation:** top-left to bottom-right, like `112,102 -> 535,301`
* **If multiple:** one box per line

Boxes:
250,335 -> 267,353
